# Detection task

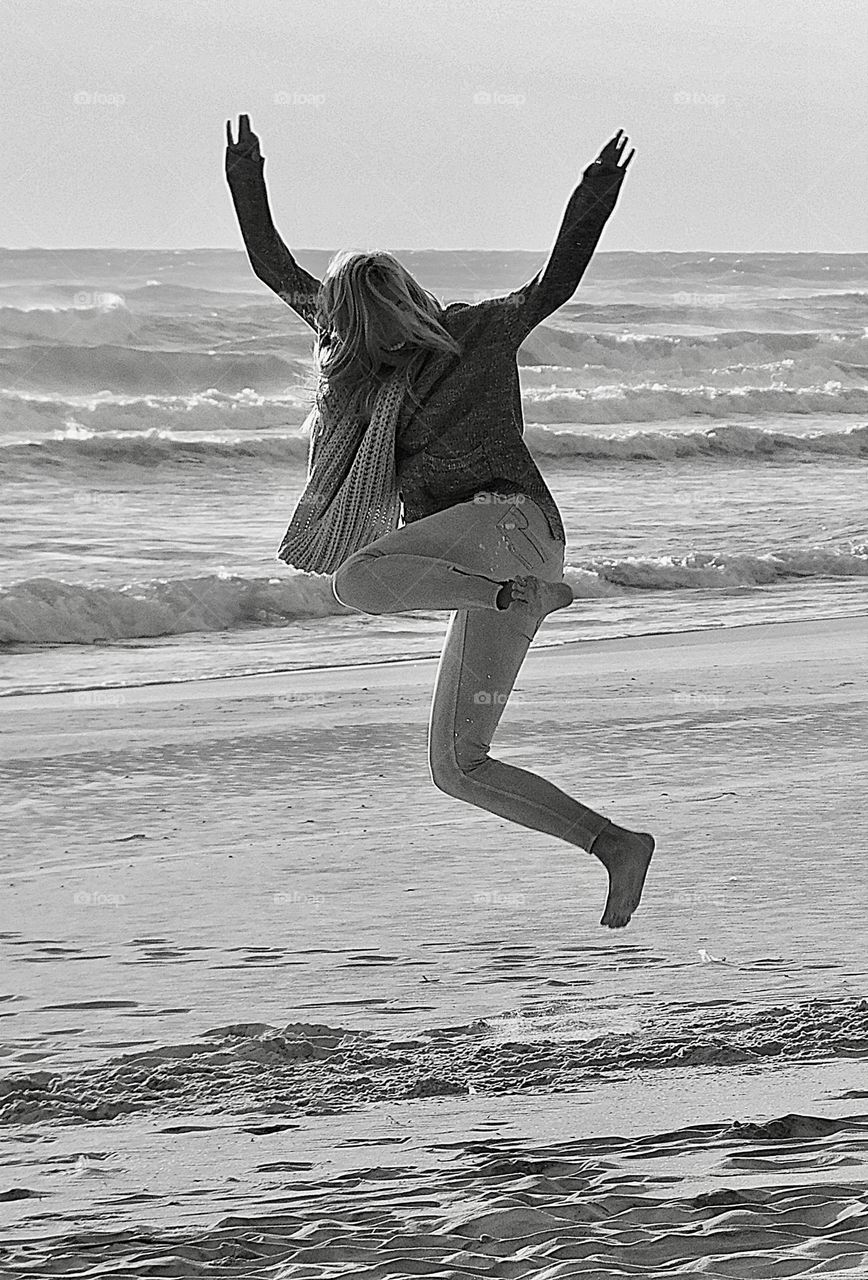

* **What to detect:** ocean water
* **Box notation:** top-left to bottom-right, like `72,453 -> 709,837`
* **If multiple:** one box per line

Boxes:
1,247 -> 866,695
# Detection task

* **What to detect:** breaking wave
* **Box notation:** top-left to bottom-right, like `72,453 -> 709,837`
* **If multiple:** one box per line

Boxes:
517,326 -> 868,373
2,545 -> 865,645
521,384 -> 868,424
2,420 -> 866,474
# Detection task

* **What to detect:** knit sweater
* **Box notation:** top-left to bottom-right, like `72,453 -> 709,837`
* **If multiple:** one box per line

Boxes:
226,150 -> 627,546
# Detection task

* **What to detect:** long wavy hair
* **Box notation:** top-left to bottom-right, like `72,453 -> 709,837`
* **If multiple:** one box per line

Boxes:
306,250 -> 462,425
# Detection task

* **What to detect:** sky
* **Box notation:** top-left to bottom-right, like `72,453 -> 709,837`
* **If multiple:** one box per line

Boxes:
1,0 -> 864,252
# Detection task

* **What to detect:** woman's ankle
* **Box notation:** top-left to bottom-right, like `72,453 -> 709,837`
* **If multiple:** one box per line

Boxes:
589,818 -> 614,854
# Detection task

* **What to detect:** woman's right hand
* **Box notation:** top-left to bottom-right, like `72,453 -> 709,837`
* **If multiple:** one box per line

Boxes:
225,113 -> 263,176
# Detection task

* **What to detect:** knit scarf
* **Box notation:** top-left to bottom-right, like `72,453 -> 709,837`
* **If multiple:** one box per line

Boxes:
277,366 -> 407,574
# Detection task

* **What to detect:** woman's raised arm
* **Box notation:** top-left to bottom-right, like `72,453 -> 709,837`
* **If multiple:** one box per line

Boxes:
494,130 -> 634,347
225,114 -> 322,330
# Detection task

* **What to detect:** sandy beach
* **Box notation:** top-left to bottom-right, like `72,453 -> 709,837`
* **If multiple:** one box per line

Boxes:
1,613 -> 867,1275
3,0 -> 867,1272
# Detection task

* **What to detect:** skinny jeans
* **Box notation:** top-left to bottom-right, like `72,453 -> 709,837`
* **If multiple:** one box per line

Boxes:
332,492 -> 609,852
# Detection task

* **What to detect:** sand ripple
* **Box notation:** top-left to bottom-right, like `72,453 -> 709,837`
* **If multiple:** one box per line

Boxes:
2,1110 -> 868,1277
1,997 -> 866,1128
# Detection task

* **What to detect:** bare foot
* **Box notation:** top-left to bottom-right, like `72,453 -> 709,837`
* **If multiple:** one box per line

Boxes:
508,575 -> 573,619
590,822 -> 655,928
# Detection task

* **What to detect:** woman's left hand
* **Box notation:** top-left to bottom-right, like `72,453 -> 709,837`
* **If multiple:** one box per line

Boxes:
592,130 -> 635,173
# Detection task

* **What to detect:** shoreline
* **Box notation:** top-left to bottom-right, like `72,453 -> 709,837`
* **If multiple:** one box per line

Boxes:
3,609 -> 865,707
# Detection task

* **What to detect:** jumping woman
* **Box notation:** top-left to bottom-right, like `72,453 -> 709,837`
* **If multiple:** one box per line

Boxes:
225,114 -> 654,928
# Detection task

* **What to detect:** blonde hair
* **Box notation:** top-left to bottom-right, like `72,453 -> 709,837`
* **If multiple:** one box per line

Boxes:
306,250 -> 462,424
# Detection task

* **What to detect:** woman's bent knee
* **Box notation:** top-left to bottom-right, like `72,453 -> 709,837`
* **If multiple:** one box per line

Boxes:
430,758 -> 465,798
429,742 -> 485,797
333,553 -> 383,614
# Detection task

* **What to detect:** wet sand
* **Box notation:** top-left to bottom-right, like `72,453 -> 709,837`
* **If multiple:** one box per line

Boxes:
2,614 -> 867,1275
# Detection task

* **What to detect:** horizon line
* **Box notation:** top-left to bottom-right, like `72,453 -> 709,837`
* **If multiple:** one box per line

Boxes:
1,246 -> 866,256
